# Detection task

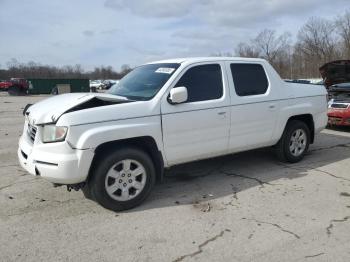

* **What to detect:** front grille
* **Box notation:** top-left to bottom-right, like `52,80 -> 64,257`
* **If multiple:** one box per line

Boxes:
328,116 -> 343,124
27,123 -> 37,143
330,103 -> 349,109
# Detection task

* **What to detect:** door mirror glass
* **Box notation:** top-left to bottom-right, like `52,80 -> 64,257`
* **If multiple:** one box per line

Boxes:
168,86 -> 188,104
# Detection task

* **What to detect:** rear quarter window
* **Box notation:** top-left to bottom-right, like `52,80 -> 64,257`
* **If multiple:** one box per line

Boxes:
230,63 -> 269,96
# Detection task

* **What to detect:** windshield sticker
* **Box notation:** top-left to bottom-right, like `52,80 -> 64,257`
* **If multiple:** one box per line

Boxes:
155,68 -> 175,74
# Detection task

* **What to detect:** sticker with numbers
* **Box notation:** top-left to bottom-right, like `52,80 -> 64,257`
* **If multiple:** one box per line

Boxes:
155,68 -> 175,74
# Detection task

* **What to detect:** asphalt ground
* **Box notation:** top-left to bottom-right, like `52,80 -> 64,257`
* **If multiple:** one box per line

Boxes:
1,92 -> 349,262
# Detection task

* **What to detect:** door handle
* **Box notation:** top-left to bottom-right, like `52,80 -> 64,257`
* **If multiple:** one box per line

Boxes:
218,111 -> 227,119
268,104 -> 276,110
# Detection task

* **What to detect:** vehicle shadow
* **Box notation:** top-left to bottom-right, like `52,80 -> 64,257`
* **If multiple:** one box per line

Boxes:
130,131 -> 350,212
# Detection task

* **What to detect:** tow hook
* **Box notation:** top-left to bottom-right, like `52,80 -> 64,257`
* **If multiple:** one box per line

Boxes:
66,182 -> 85,192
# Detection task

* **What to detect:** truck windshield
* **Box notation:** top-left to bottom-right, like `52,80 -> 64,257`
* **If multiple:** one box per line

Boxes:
108,63 -> 180,101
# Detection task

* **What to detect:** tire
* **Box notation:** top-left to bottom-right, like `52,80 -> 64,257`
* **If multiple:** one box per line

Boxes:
88,147 -> 156,211
81,183 -> 94,201
51,87 -> 58,95
8,85 -> 20,96
275,120 -> 310,163
8,85 -> 27,96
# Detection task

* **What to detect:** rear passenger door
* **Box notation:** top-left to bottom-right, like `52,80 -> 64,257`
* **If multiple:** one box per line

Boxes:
225,62 -> 279,152
161,63 -> 231,166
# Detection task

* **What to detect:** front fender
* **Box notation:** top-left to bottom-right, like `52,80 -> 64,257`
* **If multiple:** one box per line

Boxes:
67,116 -> 163,151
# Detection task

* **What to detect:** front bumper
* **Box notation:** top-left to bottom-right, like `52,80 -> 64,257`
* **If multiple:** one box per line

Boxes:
18,133 -> 94,184
328,113 -> 350,126
328,117 -> 350,126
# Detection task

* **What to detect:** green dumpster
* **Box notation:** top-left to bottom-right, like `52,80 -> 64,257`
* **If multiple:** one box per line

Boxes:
27,79 -> 89,94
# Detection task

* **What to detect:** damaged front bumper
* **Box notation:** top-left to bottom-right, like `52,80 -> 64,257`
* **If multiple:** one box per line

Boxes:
18,133 -> 94,185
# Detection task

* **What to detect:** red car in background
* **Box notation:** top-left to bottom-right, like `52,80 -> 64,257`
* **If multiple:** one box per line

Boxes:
319,60 -> 350,126
0,79 -> 13,90
327,83 -> 350,126
0,78 -> 29,95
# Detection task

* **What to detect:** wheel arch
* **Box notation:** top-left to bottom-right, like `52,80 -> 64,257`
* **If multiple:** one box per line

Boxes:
87,136 -> 164,184
285,114 -> 315,143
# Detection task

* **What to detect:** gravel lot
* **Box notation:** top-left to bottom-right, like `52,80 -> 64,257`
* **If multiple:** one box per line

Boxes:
1,92 -> 350,262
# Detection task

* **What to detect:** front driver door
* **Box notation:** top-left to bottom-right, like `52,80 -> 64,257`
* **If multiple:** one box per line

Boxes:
161,63 -> 231,166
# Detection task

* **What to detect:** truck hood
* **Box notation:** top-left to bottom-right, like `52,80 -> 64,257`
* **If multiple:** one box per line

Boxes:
319,60 -> 350,88
26,93 -> 130,125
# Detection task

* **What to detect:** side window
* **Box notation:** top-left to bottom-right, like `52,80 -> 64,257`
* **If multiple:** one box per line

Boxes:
175,64 -> 223,102
230,64 -> 268,96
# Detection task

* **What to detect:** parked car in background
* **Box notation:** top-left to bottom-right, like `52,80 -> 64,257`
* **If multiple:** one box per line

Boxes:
89,80 -> 103,90
327,83 -> 350,126
102,79 -> 119,90
320,60 -> 350,126
0,80 -> 12,90
18,57 -> 327,211
0,78 -> 29,95
314,80 -> 324,86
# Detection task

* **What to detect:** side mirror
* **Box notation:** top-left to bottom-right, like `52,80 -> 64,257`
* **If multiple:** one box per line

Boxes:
168,86 -> 188,104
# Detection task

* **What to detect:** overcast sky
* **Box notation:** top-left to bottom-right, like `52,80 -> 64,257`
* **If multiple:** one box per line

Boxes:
0,0 -> 348,70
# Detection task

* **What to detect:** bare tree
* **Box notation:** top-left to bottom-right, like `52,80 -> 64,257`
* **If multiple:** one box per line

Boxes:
335,10 -> 350,58
297,17 -> 339,63
120,64 -> 132,75
234,30 -> 291,77
6,58 -> 19,69
210,52 -> 234,57
254,30 -> 292,78
254,29 -> 291,63
235,43 -> 260,58
294,17 -> 341,77
0,60 -> 129,80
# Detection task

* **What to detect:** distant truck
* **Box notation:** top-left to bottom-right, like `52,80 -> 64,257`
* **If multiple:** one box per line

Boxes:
0,78 -> 29,95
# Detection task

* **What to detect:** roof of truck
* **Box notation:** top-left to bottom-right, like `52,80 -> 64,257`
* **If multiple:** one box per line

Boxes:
148,57 -> 266,65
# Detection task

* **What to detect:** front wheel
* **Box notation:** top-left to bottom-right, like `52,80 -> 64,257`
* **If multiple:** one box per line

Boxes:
276,120 -> 310,163
88,147 -> 156,211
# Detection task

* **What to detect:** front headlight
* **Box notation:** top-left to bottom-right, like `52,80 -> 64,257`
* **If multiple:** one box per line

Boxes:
42,125 -> 68,143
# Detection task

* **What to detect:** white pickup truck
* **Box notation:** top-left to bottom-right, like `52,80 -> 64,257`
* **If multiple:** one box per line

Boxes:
18,57 -> 328,211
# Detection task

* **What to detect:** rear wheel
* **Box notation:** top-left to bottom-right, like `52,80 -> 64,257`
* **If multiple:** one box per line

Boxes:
88,147 -> 156,211
276,120 -> 310,163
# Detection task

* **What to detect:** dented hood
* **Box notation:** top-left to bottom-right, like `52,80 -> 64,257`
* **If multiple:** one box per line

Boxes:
319,60 -> 350,88
26,93 -> 129,125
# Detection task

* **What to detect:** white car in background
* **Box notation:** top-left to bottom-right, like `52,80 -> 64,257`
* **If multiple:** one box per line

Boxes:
89,80 -> 103,90
18,57 -> 328,211
102,79 -> 119,89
